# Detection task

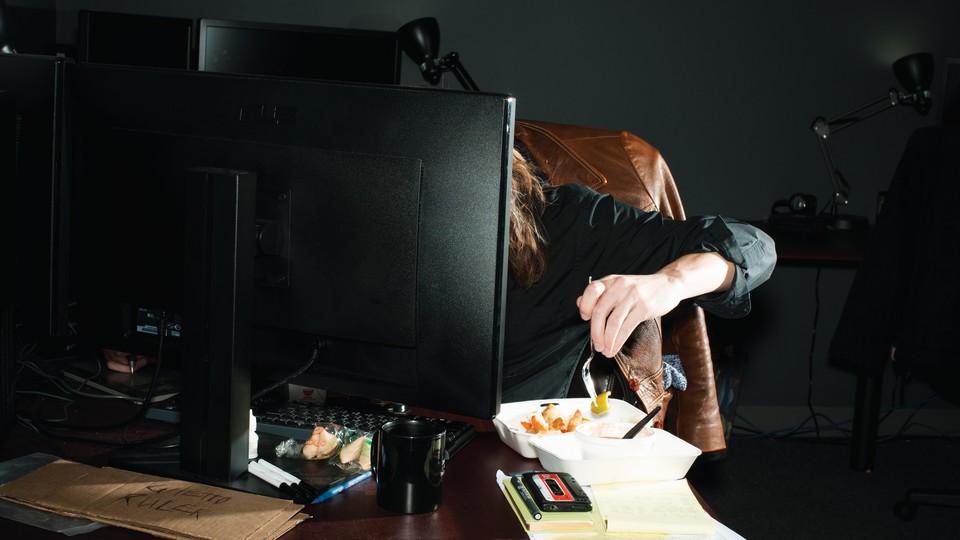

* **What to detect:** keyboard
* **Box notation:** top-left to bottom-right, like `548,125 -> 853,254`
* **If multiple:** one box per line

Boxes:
148,398 -> 477,459
252,400 -> 476,459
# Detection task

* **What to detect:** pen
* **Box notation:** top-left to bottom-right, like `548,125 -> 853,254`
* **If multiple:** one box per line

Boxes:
511,475 -> 541,520
247,460 -> 306,502
256,459 -> 321,499
312,470 -> 372,503
127,353 -> 136,375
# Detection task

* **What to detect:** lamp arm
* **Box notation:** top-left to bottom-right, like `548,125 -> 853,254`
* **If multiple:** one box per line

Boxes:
811,125 -> 849,209
810,89 -> 904,213
438,51 -> 479,92
817,90 -> 901,136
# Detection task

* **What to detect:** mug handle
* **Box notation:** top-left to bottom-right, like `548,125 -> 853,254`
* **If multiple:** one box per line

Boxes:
371,428 -> 380,477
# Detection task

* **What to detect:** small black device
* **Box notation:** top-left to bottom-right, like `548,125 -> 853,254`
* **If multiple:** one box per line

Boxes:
520,472 -> 592,512
771,192 -> 817,216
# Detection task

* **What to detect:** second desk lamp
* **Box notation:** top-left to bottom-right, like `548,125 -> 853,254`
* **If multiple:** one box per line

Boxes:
810,52 -> 934,230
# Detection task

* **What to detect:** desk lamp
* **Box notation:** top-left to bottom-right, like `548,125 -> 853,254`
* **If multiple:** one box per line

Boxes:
398,17 -> 479,91
810,52 -> 934,229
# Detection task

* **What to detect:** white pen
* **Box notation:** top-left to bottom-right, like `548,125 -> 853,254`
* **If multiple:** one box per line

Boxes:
250,460 -> 315,501
254,459 -> 320,499
248,460 -> 288,486
247,459 -> 320,500
256,459 -> 300,484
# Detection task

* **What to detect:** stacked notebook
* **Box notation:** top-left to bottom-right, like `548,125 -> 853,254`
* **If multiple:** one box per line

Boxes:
498,476 -> 602,534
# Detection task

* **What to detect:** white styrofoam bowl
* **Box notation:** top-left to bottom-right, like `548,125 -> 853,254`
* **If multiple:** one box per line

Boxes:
530,427 -> 701,485
493,397 -> 647,459
574,420 -> 657,460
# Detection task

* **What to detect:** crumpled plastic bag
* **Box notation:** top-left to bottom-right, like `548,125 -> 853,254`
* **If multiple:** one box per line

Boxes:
274,422 -> 372,471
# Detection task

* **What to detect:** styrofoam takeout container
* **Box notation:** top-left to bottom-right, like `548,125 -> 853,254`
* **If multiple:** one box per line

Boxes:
530,427 -> 701,485
574,420 -> 657,460
493,398 -> 647,459
493,397 -> 701,485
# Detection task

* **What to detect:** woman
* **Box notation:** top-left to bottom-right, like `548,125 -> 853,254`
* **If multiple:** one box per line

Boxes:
501,148 -> 775,401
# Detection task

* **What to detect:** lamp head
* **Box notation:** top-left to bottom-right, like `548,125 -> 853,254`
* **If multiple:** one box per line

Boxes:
893,52 -> 934,114
398,17 -> 442,85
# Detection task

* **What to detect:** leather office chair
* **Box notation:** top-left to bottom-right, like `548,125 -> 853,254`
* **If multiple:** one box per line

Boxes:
515,120 -> 727,455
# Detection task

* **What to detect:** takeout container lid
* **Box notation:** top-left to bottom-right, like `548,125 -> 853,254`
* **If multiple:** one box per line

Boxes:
493,398 -> 701,485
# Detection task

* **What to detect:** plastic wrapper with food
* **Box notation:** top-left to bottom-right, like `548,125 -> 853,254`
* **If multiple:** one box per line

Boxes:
274,422 -> 372,472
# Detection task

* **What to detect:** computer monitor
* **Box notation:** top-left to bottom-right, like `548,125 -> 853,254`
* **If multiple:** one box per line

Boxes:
937,57 -> 960,127
1,91 -> 15,433
72,63 -> 514,485
78,10 -> 193,69
1,91 -> 13,309
0,53 -> 74,339
198,18 -> 401,83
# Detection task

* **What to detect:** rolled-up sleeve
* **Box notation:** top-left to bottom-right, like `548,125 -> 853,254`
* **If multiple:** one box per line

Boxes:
573,187 -> 777,319
689,217 -> 776,318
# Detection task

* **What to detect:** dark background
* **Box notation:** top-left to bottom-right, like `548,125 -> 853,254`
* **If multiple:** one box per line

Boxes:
6,0 -> 960,428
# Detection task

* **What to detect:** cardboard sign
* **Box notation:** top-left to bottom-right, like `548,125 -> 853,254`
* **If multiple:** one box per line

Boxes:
0,459 -> 307,540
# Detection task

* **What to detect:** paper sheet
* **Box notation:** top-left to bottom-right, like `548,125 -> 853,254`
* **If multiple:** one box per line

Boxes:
591,479 -> 716,535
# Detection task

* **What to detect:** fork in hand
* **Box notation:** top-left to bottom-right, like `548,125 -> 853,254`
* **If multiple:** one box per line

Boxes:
581,277 -> 599,401
581,340 -> 598,401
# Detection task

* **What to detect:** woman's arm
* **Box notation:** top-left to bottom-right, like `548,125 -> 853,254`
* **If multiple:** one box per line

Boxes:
576,252 -> 735,357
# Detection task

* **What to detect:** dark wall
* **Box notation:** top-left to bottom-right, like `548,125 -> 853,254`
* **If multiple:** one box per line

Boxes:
8,0 -> 960,411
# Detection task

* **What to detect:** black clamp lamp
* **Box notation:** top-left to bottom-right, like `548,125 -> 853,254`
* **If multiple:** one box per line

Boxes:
397,17 -> 478,91
810,52 -> 934,229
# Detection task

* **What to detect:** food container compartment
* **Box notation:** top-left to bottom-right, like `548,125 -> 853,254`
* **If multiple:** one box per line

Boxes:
574,420 -> 657,460
493,398 -> 647,459
529,427 -> 701,486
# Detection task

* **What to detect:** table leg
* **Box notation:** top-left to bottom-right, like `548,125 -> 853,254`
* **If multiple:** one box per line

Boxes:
850,368 -> 883,472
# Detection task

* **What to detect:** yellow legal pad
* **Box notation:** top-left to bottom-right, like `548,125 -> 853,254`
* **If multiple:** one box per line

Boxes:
591,479 -> 716,535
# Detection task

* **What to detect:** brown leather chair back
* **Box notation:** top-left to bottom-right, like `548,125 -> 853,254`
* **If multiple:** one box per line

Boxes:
515,119 -> 726,454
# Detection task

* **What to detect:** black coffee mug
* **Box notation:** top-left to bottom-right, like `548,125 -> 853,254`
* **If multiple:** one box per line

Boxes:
374,418 -> 446,514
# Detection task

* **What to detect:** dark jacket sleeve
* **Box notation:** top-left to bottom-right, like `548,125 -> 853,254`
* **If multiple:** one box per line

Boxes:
565,184 -> 777,319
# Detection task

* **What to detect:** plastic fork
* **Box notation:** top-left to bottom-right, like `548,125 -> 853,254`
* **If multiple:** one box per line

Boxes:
581,341 -> 598,401
581,276 -> 598,401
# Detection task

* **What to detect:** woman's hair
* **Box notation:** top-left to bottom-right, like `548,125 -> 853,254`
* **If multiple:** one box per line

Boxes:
509,148 -> 548,289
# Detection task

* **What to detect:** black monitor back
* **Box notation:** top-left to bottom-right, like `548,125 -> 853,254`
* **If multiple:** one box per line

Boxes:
198,19 -> 401,83
0,53 -> 73,339
73,64 -> 513,418
78,10 -> 193,70
938,57 -> 960,127
1,91 -> 15,433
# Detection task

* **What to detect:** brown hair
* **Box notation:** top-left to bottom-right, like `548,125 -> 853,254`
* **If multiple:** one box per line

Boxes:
509,148 -> 548,289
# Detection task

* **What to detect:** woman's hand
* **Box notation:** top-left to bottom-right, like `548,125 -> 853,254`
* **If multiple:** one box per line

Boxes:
102,348 -> 152,373
577,252 -> 735,357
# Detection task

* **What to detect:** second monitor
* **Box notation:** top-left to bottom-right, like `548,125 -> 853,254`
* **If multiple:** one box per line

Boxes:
198,18 -> 402,83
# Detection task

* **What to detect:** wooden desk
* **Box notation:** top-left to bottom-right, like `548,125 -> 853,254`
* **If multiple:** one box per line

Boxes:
0,417 -> 530,539
747,219 -> 871,267
0,413 -> 716,539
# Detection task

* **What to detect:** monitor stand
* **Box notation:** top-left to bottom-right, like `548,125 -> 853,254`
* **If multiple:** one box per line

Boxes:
109,168 -> 268,496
